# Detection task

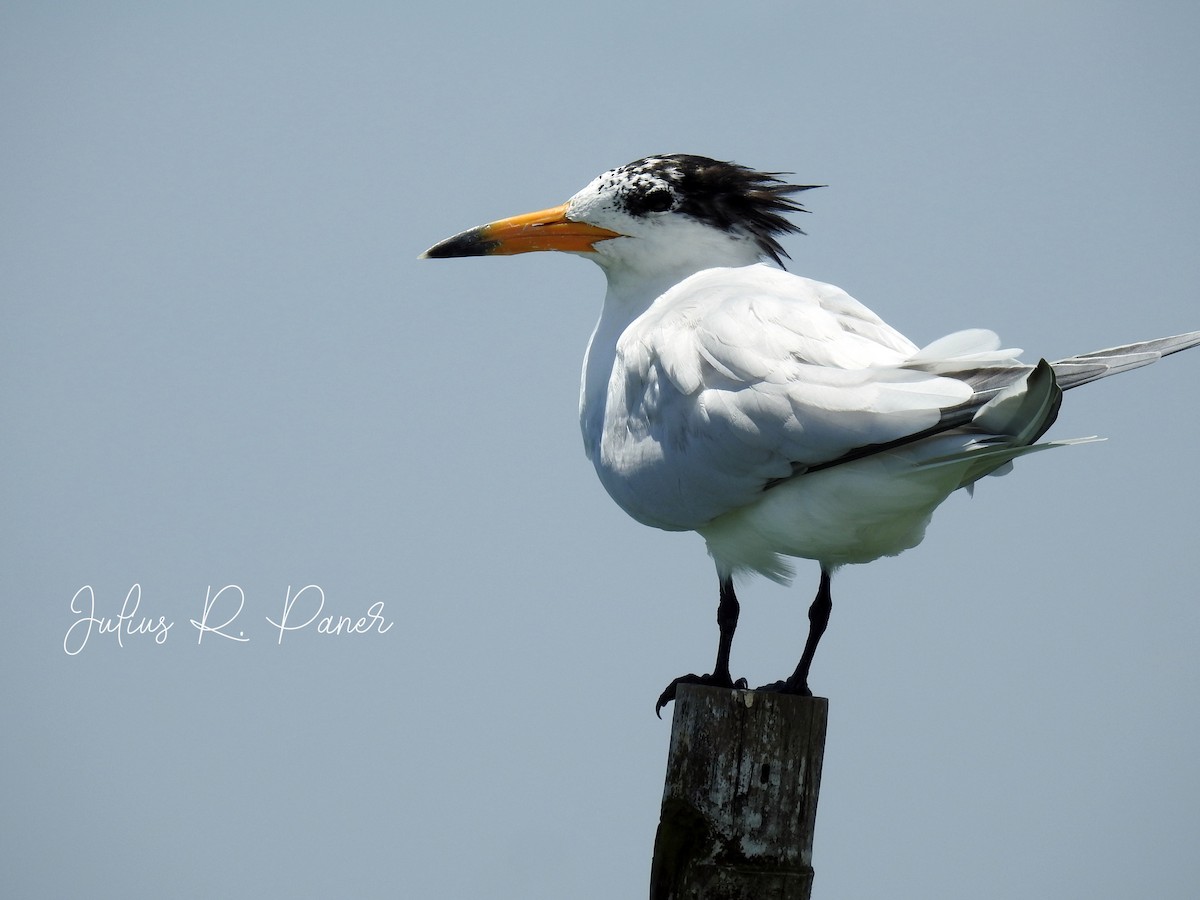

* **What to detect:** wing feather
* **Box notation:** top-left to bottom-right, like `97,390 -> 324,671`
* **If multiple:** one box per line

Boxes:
597,265 -> 1044,528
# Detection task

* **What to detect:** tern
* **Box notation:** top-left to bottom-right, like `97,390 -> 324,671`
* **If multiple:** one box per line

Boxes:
422,154 -> 1200,715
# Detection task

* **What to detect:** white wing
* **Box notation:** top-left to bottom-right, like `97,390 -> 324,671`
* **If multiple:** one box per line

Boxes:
591,264 -> 1034,530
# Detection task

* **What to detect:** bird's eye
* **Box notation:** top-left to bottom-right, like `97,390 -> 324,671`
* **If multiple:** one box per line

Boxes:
626,186 -> 675,216
641,188 -> 674,213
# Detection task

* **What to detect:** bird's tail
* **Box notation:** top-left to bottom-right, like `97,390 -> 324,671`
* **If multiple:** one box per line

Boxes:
1051,331 -> 1200,390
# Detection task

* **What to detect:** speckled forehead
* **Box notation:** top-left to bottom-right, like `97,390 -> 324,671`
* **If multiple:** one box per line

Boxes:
611,158 -> 682,195
568,159 -> 676,218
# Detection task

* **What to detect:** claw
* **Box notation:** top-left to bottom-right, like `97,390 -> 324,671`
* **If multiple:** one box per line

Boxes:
655,674 -> 697,718
655,673 -> 750,718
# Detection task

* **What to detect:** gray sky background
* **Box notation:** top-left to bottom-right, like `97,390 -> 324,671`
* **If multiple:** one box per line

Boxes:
4,4 -> 1199,898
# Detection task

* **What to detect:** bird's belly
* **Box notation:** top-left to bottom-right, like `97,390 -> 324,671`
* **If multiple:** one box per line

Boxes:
590,431 -> 783,532
587,397 -> 1003,575
697,450 -> 972,582
590,449 -> 725,532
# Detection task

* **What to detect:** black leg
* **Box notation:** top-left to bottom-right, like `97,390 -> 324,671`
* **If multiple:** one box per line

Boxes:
711,577 -> 739,685
757,568 -> 833,696
655,576 -> 748,717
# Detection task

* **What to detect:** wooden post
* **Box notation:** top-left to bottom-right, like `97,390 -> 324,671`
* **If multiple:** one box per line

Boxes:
650,685 -> 828,900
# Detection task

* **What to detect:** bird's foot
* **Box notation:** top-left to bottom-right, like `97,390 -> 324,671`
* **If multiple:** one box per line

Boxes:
753,676 -> 813,697
656,672 -> 749,718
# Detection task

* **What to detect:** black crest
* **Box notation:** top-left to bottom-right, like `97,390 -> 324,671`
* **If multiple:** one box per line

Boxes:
617,154 -> 821,265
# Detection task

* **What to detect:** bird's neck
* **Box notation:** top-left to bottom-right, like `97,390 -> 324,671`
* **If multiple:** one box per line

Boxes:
595,234 -> 765,323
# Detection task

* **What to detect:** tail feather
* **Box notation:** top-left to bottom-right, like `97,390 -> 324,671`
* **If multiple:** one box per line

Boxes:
795,330 -> 1198,485
1052,331 -> 1200,390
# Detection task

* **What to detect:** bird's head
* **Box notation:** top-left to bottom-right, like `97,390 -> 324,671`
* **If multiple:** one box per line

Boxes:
421,155 -> 821,279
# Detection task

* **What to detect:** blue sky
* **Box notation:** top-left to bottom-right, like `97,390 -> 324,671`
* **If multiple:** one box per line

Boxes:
4,4 -> 1199,898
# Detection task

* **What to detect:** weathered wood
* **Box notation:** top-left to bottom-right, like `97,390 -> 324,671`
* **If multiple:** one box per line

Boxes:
650,685 -> 828,900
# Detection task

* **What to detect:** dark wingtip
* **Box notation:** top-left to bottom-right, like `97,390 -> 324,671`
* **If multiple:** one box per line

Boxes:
420,226 -> 498,259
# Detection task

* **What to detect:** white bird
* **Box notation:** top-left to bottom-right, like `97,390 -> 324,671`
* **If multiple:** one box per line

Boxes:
422,154 -> 1200,715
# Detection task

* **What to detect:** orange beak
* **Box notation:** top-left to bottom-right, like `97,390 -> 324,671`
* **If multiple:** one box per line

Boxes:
421,203 -> 622,258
